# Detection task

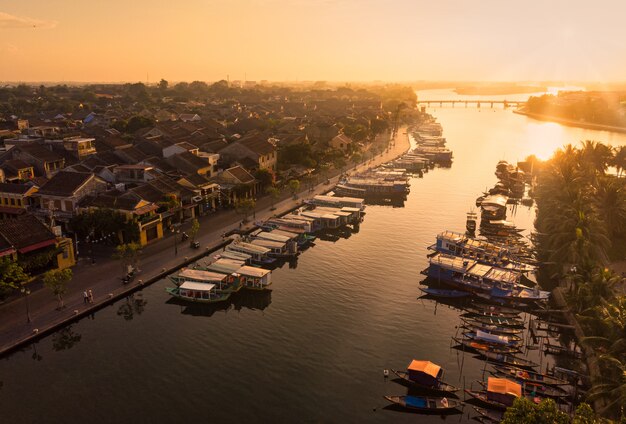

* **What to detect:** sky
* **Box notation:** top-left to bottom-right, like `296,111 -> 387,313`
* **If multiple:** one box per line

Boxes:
0,0 -> 625,83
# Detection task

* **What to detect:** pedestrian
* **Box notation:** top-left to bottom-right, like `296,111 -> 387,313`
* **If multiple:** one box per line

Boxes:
88,290 -> 94,304
83,291 -> 89,304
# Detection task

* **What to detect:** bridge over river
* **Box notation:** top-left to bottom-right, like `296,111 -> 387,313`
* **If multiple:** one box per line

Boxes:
417,99 -> 526,108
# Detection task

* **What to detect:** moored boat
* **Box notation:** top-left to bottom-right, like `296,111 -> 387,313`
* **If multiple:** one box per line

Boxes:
165,281 -> 231,303
491,365 -> 570,386
478,351 -> 539,369
420,287 -> 469,298
464,377 -> 523,410
452,337 -> 521,355
390,360 -> 459,394
383,395 -> 461,412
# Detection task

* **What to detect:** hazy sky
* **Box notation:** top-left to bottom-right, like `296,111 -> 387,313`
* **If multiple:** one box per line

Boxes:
1,0 -> 625,83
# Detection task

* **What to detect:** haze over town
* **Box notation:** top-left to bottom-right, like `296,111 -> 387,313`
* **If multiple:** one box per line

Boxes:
1,0 -> 626,83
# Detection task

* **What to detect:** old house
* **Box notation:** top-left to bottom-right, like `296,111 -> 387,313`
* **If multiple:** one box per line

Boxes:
12,143 -> 66,177
218,134 -> 277,172
0,183 -> 38,219
36,171 -> 108,224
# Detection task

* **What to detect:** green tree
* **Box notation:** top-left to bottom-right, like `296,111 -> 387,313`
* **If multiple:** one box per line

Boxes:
266,186 -> 280,211
43,268 -> 72,310
501,398 -> 569,424
125,116 -> 154,133
0,258 -> 29,299
158,79 -> 168,91
288,179 -> 301,199
189,218 -> 200,243
254,168 -> 274,189
235,198 -> 256,223
612,146 -> 626,177
113,242 -> 142,274
572,403 -> 599,424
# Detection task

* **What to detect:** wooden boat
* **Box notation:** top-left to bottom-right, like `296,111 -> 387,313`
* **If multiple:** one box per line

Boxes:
383,395 -> 461,412
477,379 -> 568,399
472,407 -> 503,423
471,303 -> 522,315
165,281 -> 231,304
461,318 -> 523,336
491,365 -> 570,386
470,315 -> 525,328
420,287 -> 469,298
465,377 -> 523,410
478,351 -> 539,369
390,360 -> 459,394
453,337 -> 521,354
462,330 -> 523,346
462,307 -> 521,319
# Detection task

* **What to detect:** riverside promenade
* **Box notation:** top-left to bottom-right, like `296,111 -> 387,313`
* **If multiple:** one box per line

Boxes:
0,128 -> 411,356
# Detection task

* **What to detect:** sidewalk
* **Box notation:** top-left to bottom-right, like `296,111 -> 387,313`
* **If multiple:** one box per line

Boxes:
0,128 -> 411,356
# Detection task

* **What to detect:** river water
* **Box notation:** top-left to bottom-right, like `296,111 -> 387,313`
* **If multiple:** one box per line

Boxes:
2,89 -> 626,424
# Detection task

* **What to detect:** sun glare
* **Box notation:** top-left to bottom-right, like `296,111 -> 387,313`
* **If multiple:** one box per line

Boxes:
525,122 -> 565,160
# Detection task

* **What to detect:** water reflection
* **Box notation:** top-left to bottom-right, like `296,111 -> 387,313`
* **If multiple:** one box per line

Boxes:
165,289 -> 272,317
116,294 -> 148,321
52,326 -> 82,351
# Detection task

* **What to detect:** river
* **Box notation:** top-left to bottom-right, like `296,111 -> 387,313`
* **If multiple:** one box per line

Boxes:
2,89 -> 626,423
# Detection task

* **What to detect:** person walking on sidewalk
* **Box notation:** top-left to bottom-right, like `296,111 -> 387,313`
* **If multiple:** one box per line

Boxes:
88,290 -> 94,304
83,291 -> 89,304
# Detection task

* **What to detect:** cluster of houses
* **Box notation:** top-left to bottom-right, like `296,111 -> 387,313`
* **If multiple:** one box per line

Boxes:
0,86 -> 393,275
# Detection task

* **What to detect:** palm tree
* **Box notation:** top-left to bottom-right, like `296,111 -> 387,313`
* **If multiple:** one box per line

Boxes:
580,140 -> 613,176
594,176 -> 626,238
587,355 -> 626,418
611,145 -> 626,177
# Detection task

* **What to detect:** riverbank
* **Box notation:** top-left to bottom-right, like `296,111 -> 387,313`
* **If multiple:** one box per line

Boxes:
514,109 -> 626,134
0,127 -> 411,357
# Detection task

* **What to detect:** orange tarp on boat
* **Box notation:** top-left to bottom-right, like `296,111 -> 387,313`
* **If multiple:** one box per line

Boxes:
487,377 -> 522,397
407,360 -> 441,378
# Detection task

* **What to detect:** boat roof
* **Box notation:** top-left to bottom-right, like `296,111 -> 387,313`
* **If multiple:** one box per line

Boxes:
207,260 -> 243,274
179,281 -> 216,291
178,268 -> 227,282
217,250 -> 251,260
476,330 -> 509,344
467,263 -> 493,278
253,231 -> 291,243
487,377 -> 522,397
312,194 -> 364,204
431,253 -> 476,272
237,265 -> 270,277
481,194 -> 508,207
251,239 -> 285,248
229,242 -> 270,254
407,360 -> 441,378
484,267 -> 519,284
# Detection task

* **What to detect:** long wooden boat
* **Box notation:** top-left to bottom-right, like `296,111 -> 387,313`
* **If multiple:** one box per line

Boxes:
470,315 -> 525,328
461,319 -> 524,336
462,330 -> 523,346
464,389 -> 512,410
453,337 -> 521,354
165,282 -> 231,304
462,308 -> 521,319
477,379 -> 568,399
420,287 -> 469,298
478,351 -> 539,370
383,395 -> 461,412
492,365 -> 570,386
391,369 -> 459,394
472,406 -> 503,423
472,303 -> 522,315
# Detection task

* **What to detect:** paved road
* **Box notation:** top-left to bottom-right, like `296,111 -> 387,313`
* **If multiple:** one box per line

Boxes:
0,128 -> 411,355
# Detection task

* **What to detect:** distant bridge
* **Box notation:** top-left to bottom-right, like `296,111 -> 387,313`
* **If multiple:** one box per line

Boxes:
417,99 -> 526,108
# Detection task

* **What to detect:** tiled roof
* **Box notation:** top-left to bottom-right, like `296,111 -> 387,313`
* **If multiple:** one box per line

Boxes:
15,144 -> 64,163
226,166 -> 255,184
37,171 -> 94,197
0,214 -> 56,253
238,134 -> 275,156
0,182 -> 32,195
80,194 -> 141,211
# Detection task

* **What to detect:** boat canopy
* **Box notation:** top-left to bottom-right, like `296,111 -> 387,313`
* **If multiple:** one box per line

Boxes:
431,253 -> 476,273
408,360 -> 441,378
484,268 -> 519,285
405,396 -> 427,409
487,377 -> 522,397
178,268 -> 227,282
481,195 -> 508,208
476,330 -> 509,345
467,263 -> 493,278
179,281 -> 216,292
